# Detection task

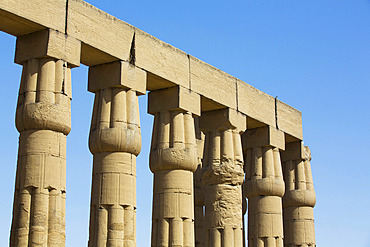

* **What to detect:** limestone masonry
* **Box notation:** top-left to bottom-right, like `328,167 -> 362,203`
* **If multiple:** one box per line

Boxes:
0,0 -> 316,246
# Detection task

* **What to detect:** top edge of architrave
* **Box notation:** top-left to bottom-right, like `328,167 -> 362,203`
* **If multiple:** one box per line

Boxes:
0,0 -> 303,140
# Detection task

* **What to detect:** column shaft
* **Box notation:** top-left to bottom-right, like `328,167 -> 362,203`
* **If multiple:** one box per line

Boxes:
243,127 -> 285,247
10,57 -> 73,247
200,109 -> 246,247
150,109 -> 197,247
281,143 -> 316,247
88,87 -> 141,247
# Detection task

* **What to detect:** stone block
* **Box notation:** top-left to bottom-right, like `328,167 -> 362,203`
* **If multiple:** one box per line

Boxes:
148,86 -> 201,116
281,141 -> 305,162
243,126 -> 285,150
88,61 -> 146,95
135,29 -> 190,90
67,0 -> 134,66
190,55 -> 237,110
237,79 -> 276,128
15,29 -> 81,67
0,0 -> 66,36
276,99 -> 303,141
199,108 -> 246,132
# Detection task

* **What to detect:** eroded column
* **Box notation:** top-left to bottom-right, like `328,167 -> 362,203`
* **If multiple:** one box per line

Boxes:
87,61 -> 146,247
10,29 -> 80,247
281,142 -> 316,247
243,126 -> 285,247
200,109 -> 246,247
149,86 -> 200,247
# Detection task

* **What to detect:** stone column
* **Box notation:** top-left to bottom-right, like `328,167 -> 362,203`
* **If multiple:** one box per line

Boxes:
243,126 -> 285,247
281,142 -> 316,247
149,86 -> 200,247
10,29 -> 80,247
200,109 -> 246,247
87,61 -> 146,247
242,180 -> 247,247
194,118 -> 205,247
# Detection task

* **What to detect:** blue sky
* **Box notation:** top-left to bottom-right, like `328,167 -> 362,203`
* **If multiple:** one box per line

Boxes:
1,0 -> 370,246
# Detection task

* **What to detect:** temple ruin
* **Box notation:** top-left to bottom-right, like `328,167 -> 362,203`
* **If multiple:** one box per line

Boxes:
0,0 -> 316,246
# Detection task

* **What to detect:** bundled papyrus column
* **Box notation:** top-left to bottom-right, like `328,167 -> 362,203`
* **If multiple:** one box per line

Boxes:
281,142 -> 316,247
87,61 -> 146,247
243,126 -> 285,247
10,29 -> 80,247
200,109 -> 246,247
149,86 -> 200,247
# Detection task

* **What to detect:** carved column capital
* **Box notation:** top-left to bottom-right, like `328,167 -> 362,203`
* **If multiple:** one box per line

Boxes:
148,86 -> 200,173
200,108 -> 246,186
281,141 -> 316,207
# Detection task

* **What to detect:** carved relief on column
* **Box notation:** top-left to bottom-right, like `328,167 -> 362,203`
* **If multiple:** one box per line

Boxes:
194,118 -> 205,247
148,86 -> 200,247
243,126 -> 285,247
281,142 -> 316,247
10,29 -> 80,247
199,108 -> 246,247
87,61 -> 146,247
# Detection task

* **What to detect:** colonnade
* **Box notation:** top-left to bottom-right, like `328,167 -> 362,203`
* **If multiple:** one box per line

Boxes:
8,28 -> 316,247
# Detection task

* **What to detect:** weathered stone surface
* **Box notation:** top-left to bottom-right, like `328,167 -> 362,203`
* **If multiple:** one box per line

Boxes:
0,0 -> 66,36
190,55 -> 237,110
243,125 -> 285,151
67,0 -> 135,66
237,79 -> 276,128
204,184 -> 243,247
148,86 -> 201,117
276,99 -> 303,141
15,29 -> 81,67
136,29 -> 190,90
200,108 -> 246,247
88,61 -> 146,95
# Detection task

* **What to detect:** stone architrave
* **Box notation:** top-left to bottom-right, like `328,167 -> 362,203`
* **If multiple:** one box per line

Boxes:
87,61 -> 146,247
243,126 -> 285,247
148,86 -> 200,247
194,118 -> 205,247
281,142 -> 316,247
199,108 -> 246,247
10,29 -> 80,246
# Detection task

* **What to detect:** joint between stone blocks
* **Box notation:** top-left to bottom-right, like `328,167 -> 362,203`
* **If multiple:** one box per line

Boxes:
15,29 -> 81,67
243,125 -> 285,150
148,86 -> 201,116
88,60 -> 147,95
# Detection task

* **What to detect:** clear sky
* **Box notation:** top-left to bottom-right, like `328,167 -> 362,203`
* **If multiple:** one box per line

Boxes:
1,0 -> 370,246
